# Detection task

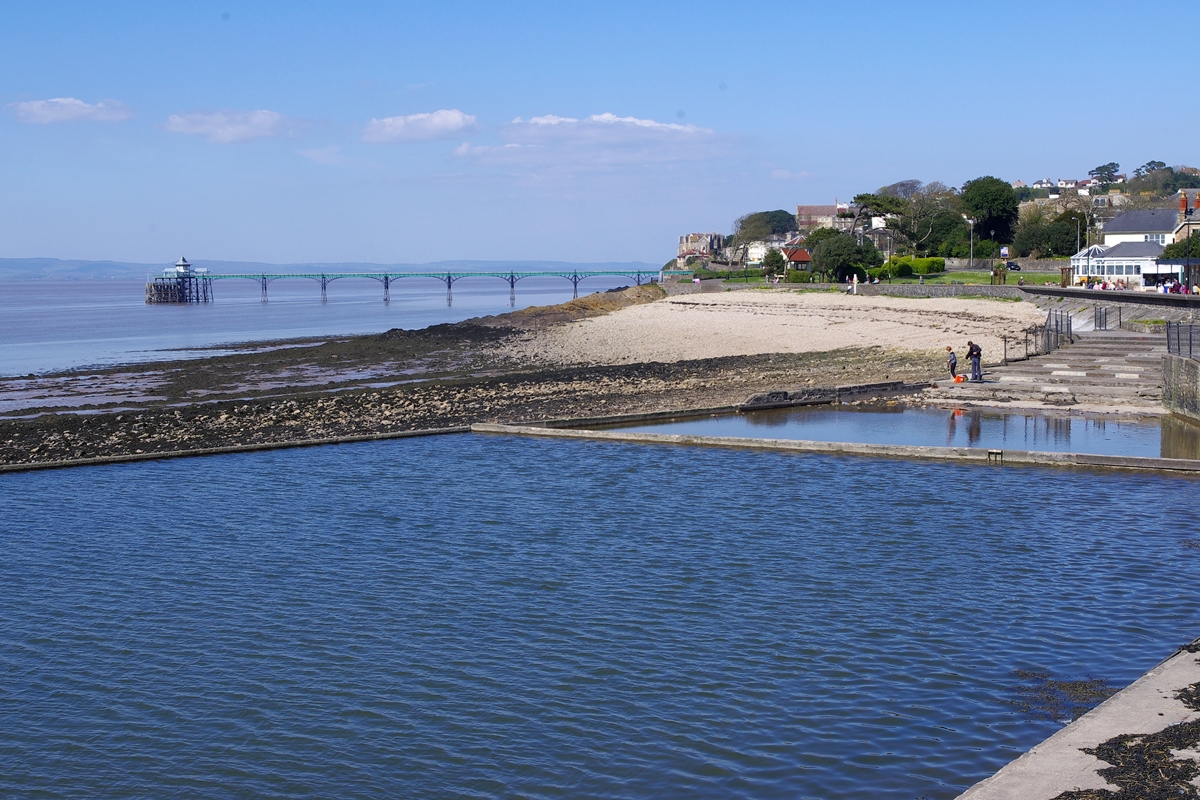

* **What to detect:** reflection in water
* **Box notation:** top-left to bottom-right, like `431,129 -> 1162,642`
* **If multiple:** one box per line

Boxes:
618,405 -> 1200,460
1163,415 -> 1200,460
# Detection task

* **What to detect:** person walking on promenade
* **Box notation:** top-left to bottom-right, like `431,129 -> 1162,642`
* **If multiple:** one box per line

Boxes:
946,346 -> 957,380
966,340 -> 983,382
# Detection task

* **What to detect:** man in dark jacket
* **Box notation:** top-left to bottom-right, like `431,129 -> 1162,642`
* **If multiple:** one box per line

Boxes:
966,341 -> 982,381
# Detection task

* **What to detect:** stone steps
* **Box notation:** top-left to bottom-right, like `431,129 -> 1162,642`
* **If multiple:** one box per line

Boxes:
930,331 -> 1166,407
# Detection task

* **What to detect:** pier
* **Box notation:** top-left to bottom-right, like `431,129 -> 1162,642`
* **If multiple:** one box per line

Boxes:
145,257 -> 685,304
145,257 -> 213,303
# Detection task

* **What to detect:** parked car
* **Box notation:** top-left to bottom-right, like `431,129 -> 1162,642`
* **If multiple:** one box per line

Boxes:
1004,261 -> 1021,271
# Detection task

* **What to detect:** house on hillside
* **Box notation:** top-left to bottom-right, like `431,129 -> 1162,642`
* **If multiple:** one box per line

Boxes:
1172,190 -> 1200,246
1032,178 -> 1055,189
1057,179 -> 1078,189
795,205 -> 838,231
783,247 -> 812,271
1101,208 -> 1178,246
745,234 -> 792,264
677,232 -> 724,257
676,232 -> 725,267
1011,180 -> 1027,189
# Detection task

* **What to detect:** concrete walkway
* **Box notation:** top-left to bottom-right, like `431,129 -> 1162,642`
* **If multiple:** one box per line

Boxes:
959,644 -> 1200,799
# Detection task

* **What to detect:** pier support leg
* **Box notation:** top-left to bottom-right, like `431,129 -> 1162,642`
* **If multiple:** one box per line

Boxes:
321,275 -> 328,303
383,276 -> 390,303
260,276 -> 269,303
509,273 -> 516,307
445,275 -> 453,307
571,273 -> 580,299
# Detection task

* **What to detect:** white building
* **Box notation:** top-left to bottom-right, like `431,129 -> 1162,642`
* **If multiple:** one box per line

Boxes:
745,234 -> 791,264
1032,178 -> 1055,189
1101,209 -> 1178,246
1070,241 -> 1165,288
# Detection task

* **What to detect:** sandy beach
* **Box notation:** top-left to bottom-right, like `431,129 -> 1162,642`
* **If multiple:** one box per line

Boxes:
506,289 -> 1048,366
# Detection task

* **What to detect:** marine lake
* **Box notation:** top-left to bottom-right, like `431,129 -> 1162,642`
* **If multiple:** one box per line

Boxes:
612,404 -> 1200,460
3,433 -> 1199,799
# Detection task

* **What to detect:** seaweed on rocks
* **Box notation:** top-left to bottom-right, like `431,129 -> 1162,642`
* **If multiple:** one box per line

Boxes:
1008,669 -> 1118,724
1051,675 -> 1200,800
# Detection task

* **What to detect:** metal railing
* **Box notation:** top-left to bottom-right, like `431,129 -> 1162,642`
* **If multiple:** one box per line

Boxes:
1094,305 -> 1122,331
1167,322 -> 1198,360
1019,310 -> 1073,358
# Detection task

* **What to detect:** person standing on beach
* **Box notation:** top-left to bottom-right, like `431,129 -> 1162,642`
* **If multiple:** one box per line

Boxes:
946,346 -> 957,380
966,340 -> 982,382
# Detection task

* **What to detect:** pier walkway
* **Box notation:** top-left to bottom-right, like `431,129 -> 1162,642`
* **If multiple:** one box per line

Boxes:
148,268 -> 690,304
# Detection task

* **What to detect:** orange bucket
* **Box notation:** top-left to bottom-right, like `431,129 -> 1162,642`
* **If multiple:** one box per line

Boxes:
954,375 -> 966,383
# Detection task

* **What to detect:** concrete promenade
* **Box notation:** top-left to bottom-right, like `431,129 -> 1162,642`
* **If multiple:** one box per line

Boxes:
959,643 -> 1200,799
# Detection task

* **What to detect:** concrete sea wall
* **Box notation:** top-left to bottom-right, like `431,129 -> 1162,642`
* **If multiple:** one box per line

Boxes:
1164,354 -> 1200,424
859,284 -> 1023,299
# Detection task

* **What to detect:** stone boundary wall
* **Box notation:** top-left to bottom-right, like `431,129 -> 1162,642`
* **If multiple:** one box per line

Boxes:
1164,354 -> 1200,424
945,257 -> 1068,272
859,284 -> 1023,299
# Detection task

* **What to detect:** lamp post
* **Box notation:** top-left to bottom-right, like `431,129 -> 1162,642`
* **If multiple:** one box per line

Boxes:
965,217 -> 977,270
1187,199 -> 1195,290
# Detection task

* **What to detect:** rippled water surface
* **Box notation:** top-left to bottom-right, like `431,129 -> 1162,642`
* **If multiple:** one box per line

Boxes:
616,405 -> 1200,459
3,435 -> 1200,799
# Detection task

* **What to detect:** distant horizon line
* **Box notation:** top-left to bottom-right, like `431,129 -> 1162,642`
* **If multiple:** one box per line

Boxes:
0,255 -> 665,280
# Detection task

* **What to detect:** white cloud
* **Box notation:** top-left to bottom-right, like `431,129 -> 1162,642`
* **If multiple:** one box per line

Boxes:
526,114 -> 579,125
7,97 -> 132,124
584,112 -> 698,132
165,109 -> 285,143
363,109 -> 477,143
454,111 -> 717,171
298,146 -> 348,165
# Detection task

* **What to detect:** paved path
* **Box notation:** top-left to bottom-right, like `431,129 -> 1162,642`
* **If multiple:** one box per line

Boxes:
959,645 -> 1200,799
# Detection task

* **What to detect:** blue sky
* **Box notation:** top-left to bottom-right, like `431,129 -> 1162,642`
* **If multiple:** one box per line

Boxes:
2,0 -> 1197,265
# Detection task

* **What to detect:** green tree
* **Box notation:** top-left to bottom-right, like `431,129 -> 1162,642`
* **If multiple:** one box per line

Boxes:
848,192 -> 908,233
731,210 -> 798,243
960,176 -> 1019,243
802,226 -> 842,251
1134,160 -> 1167,178
877,179 -> 923,199
1162,231 -> 1200,260
811,233 -> 858,281
762,248 -> 787,276
856,239 -> 883,270
1088,162 -> 1120,187
887,182 -> 958,256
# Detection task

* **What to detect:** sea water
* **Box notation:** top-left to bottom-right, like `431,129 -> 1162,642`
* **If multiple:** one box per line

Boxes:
615,405 -> 1200,460
0,275 -> 634,376
2,434 -> 1198,799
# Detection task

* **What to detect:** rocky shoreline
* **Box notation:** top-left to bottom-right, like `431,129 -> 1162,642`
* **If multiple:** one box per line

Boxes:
2,284 -> 979,469
0,349 -> 941,469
